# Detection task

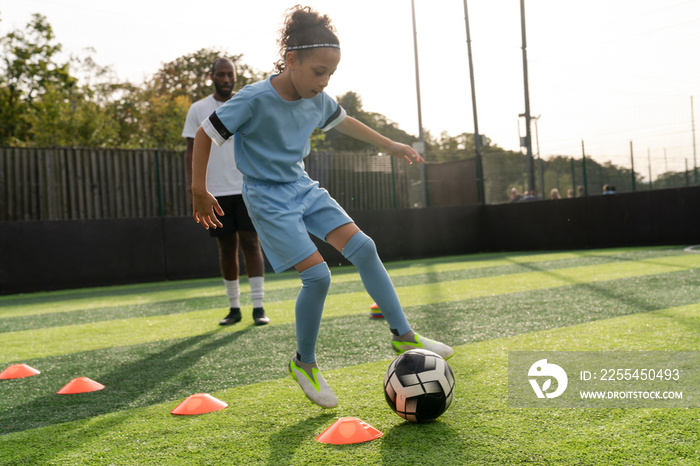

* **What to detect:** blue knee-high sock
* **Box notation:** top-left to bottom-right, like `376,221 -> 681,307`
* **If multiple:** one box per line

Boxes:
295,262 -> 331,364
342,231 -> 411,335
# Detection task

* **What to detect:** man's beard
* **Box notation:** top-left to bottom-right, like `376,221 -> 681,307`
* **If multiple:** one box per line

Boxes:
214,82 -> 233,99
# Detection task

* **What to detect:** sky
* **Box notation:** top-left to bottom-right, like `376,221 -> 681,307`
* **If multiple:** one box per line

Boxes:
2,0 -> 700,179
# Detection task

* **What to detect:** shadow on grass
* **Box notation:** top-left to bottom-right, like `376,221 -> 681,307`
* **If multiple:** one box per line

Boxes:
265,412 -> 336,466
648,306 -> 700,338
502,256 -> 671,317
379,420 -> 462,464
6,248 -> 686,333
0,326 -> 254,435
1,283 -> 355,333
0,406 -> 139,465
0,278 -> 222,306
0,295 -> 228,333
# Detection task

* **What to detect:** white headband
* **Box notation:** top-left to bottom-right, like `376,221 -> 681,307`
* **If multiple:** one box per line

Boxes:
286,43 -> 340,52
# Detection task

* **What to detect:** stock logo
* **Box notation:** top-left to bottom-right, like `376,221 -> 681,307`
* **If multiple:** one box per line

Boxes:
528,359 -> 568,399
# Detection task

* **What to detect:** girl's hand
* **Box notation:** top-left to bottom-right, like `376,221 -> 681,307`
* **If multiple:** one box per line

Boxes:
192,190 -> 224,229
386,141 -> 424,164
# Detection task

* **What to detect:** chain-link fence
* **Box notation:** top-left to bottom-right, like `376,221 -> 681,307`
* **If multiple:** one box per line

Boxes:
482,149 -> 699,204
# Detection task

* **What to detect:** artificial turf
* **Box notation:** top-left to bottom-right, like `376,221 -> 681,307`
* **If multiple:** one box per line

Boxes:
0,246 -> 698,465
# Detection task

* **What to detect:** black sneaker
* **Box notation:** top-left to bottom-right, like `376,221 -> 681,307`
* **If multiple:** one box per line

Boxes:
219,307 -> 242,325
252,307 -> 270,326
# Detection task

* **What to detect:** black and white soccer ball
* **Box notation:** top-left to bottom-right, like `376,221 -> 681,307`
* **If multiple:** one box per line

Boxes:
384,348 -> 455,422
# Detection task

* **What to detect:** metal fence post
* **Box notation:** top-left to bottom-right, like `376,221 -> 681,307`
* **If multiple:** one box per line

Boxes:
154,150 -> 164,217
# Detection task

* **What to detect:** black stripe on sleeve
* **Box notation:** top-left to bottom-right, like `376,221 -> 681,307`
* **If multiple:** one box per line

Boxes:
208,111 -> 234,141
320,106 -> 343,131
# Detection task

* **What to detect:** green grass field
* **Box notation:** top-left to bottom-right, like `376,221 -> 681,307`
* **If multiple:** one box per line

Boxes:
1,246 -> 698,465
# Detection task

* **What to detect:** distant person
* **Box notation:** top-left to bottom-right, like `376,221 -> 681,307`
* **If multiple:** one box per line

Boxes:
567,189 -> 575,198
521,189 -> 540,202
190,5 -> 452,408
603,184 -> 616,195
182,57 -> 269,326
509,187 -> 523,203
548,188 -> 561,200
577,185 -> 585,197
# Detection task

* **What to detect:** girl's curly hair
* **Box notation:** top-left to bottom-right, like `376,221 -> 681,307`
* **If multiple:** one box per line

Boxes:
274,5 -> 339,74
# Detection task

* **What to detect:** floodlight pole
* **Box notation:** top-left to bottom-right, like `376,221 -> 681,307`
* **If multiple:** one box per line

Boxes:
410,0 -> 425,152
629,140 -> 636,191
692,96 -> 698,184
532,114 -> 544,195
647,148 -> 653,190
581,140 -> 588,196
463,0 -> 485,204
519,0 -> 536,193
410,0 -> 428,207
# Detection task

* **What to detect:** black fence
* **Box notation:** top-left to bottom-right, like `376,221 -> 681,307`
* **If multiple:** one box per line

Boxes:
2,186 -> 698,294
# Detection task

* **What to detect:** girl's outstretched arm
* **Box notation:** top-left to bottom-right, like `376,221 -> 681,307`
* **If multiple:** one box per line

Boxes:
335,116 -> 424,164
191,126 -> 224,229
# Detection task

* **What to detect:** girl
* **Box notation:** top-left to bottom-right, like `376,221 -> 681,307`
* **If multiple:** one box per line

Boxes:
191,5 -> 452,408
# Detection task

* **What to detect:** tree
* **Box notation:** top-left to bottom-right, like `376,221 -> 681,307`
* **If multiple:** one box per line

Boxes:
138,48 -> 269,149
320,91 -> 416,152
424,131 -> 491,162
148,48 -> 267,102
315,96 -> 490,163
139,93 -> 192,149
24,80 -> 126,147
102,82 -> 148,148
655,170 -> 690,189
0,13 -> 75,145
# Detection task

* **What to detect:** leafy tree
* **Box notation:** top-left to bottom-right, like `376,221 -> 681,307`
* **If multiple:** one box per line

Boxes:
0,15 -> 272,149
102,82 -> 148,148
140,48 -> 269,149
0,13 -> 75,144
0,13 -> 74,101
655,170 -> 692,189
139,94 -> 192,149
0,77 -> 19,144
24,82 -> 125,147
149,48 -> 267,102
424,131 -> 491,162
320,91 -> 416,152
26,47 -> 133,147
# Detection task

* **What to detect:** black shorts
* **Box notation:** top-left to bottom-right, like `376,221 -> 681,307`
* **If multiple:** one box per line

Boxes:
210,194 -> 256,237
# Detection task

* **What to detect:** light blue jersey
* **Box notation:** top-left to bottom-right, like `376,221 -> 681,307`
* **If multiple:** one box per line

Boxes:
199,69 -> 418,363
202,75 -> 346,183
200,75 -> 350,272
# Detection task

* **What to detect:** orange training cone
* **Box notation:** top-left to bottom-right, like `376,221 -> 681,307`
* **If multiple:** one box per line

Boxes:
369,302 -> 384,319
0,364 -> 41,379
57,377 -> 105,394
171,393 -> 228,415
316,417 -> 383,445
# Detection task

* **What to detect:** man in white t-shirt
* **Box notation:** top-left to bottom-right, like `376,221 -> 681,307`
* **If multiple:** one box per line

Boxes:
182,57 -> 269,326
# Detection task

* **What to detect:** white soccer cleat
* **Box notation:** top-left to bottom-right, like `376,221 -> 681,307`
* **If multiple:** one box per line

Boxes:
392,333 -> 454,360
289,356 -> 338,408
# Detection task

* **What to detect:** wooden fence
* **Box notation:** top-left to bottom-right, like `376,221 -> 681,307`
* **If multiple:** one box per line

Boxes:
0,147 -> 188,221
0,147 -> 477,221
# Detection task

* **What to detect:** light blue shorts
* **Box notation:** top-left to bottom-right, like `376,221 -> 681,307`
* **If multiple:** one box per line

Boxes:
242,173 -> 353,273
